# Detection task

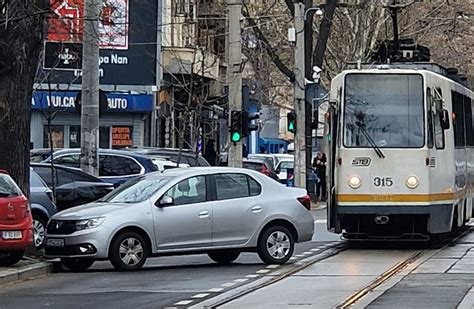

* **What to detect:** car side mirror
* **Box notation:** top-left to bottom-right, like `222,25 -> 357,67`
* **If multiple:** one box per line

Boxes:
440,109 -> 450,130
156,196 -> 174,207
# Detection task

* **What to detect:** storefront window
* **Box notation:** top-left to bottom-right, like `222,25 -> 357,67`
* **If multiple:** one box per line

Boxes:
43,125 -> 64,148
100,127 -> 111,148
69,126 -> 81,148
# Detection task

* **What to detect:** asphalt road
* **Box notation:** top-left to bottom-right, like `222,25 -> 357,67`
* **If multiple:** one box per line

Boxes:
0,207 -> 342,309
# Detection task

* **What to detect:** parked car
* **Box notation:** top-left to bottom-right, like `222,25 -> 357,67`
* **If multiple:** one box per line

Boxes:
42,149 -> 158,187
124,147 -> 210,167
44,167 -> 314,271
31,163 -> 115,211
30,148 -> 59,163
0,170 -> 33,266
247,154 -> 280,167
30,168 -> 57,249
242,158 -> 279,181
275,159 -> 294,184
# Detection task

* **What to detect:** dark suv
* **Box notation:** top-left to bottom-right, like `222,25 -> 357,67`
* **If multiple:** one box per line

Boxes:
43,149 -> 158,187
124,147 -> 210,167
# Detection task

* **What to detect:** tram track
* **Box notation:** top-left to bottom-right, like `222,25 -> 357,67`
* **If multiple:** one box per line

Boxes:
337,226 -> 473,309
202,242 -> 348,309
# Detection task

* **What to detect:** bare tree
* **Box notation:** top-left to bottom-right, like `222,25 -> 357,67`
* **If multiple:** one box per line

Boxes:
0,0 -> 49,194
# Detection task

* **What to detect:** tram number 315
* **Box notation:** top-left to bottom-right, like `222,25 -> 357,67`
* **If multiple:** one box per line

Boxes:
373,177 -> 394,187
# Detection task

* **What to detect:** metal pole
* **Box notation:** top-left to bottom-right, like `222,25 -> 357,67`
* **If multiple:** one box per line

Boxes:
294,1 -> 306,187
151,0 -> 163,147
80,0 -> 100,176
227,0 -> 243,167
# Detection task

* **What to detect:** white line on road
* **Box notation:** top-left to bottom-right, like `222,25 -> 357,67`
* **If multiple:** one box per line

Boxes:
246,274 -> 260,278
207,288 -> 224,292
266,264 -> 280,269
174,300 -> 193,306
295,254 -> 305,257
311,248 -> 320,252
256,269 -> 271,274
221,282 -> 237,287
289,257 -> 297,260
302,251 -> 312,255
314,219 -> 327,224
234,278 -> 249,283
192,293 -> 210,299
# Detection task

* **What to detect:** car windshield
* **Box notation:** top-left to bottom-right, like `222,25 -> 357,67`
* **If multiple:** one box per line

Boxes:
0,174 -> 23,197
344,74 -> 424,148
101,176 -> 171,203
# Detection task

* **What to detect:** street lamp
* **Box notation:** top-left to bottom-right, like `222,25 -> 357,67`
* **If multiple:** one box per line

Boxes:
304,7 -> 324,21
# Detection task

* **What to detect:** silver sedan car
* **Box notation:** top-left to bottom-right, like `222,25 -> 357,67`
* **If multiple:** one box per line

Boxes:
44,167 -> 314,271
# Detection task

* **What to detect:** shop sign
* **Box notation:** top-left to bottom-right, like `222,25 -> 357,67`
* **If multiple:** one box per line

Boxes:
32,91 -> 154,113
112,126 -> 133,147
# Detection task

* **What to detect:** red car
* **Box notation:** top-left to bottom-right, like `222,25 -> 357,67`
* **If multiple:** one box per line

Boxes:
0,170 -> 33,266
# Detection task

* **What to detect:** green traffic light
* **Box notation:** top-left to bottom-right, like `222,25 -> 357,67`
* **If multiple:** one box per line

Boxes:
288,122 -> 295,131
231,132 -> 241,142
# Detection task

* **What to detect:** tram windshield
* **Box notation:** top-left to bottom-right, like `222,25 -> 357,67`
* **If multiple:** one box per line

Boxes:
344,74 -> 424,148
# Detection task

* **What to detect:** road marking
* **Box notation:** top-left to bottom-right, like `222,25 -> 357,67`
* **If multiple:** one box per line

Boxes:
192,293 -> 210,299
256,269 -> 271,274
311,248 -> 320,252
221,282 -> 237,287
295,254 -> 305,257
246,274 -> 260,278
234,278 -> 249,283
207,288 -> 224,292
289,257 -> 297,260
314,219 -> 327,224
302,251 -> 312,255
266,264 -> 280,269
174,300 -> 193,306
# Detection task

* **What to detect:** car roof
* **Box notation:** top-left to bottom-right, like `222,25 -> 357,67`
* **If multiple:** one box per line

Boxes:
150,166 -> 261,177
30,162 -> 102,178
243,158 -> 266,163
50,148 -> 152,159
125,146 -> 198,155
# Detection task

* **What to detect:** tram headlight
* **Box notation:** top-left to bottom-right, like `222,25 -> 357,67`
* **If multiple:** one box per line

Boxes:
406,175 -> 419,189
348,175 -> 362,189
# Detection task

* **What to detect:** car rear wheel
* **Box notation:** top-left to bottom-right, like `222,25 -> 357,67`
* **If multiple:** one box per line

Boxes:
61,258 -> 94,272
110,232 -> 148,271
33,215 -> 47,250
208,251 -> 240,265
257,225 -> 294,265
0,251 -> 24,266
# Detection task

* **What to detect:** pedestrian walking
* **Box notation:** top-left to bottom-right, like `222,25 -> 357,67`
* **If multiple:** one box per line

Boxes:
312,152 -> 327,202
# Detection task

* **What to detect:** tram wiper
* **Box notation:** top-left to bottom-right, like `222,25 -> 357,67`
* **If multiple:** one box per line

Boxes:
357,124 -> 386,159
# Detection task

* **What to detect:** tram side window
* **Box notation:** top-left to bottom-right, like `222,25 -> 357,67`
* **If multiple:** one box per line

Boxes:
465,95 -> 473,147
433,88 -> 445,149
452,91 -> 466,148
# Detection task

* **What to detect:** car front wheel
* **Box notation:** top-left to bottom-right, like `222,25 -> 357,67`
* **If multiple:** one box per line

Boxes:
257,225 -> 294,265
208,251 -> 240,265
109,232 -> 148,271
0,251 -> 24,266
61,258 -> 94,272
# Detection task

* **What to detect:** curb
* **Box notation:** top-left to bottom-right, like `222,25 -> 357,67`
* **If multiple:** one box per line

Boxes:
0,261 -> 53,286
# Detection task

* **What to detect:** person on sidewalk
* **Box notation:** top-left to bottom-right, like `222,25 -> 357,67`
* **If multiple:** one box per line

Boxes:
312,152 -> 327,202
204,139 -> 218,166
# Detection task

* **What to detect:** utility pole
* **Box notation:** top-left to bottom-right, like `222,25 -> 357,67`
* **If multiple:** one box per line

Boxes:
227,0 -> 243,167
80,0 -> 100,176
294,1 -> 306,187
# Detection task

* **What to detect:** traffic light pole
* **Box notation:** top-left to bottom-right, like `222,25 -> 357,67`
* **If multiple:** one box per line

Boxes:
227,0 -> 243,168
293,1 -> 306,188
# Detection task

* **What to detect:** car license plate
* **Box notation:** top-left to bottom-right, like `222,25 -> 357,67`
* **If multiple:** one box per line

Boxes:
2,231 -> 22,240
46,238 -> 64,247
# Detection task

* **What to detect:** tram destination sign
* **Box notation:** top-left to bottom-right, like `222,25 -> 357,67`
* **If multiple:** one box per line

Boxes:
40,0 -> 158,86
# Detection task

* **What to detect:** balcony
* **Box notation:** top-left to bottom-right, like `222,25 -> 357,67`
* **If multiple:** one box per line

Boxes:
162,46 -> 220,80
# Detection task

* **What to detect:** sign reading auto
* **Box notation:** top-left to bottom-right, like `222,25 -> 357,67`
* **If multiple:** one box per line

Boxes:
43,0 -> 157,86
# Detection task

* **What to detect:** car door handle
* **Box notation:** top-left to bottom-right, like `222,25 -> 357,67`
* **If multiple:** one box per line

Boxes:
198,210 -> 210,218
251,206 -> 262,213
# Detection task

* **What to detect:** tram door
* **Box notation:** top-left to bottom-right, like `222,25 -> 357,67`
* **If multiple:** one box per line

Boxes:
327,100 -> 339,232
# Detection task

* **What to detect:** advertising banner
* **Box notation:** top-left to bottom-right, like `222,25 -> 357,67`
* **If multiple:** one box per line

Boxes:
42,0 -> 158,86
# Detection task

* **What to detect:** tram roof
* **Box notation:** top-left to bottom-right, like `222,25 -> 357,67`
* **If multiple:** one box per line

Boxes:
345,62 -> 471,89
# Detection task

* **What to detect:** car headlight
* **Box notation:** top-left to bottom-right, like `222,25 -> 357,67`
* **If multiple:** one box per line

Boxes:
76,217 -> 106,231
406,175 -> 419,189
348,175 -> 362,189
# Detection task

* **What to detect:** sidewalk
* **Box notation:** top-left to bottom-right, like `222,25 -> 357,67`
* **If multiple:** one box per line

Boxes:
0,256 -> 53,286
218,227 -> 473,309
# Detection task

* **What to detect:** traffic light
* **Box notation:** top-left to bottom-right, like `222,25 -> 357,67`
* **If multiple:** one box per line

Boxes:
242,111 -> 259,137
230,111 -> 243,143
287,111 -> 296,133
